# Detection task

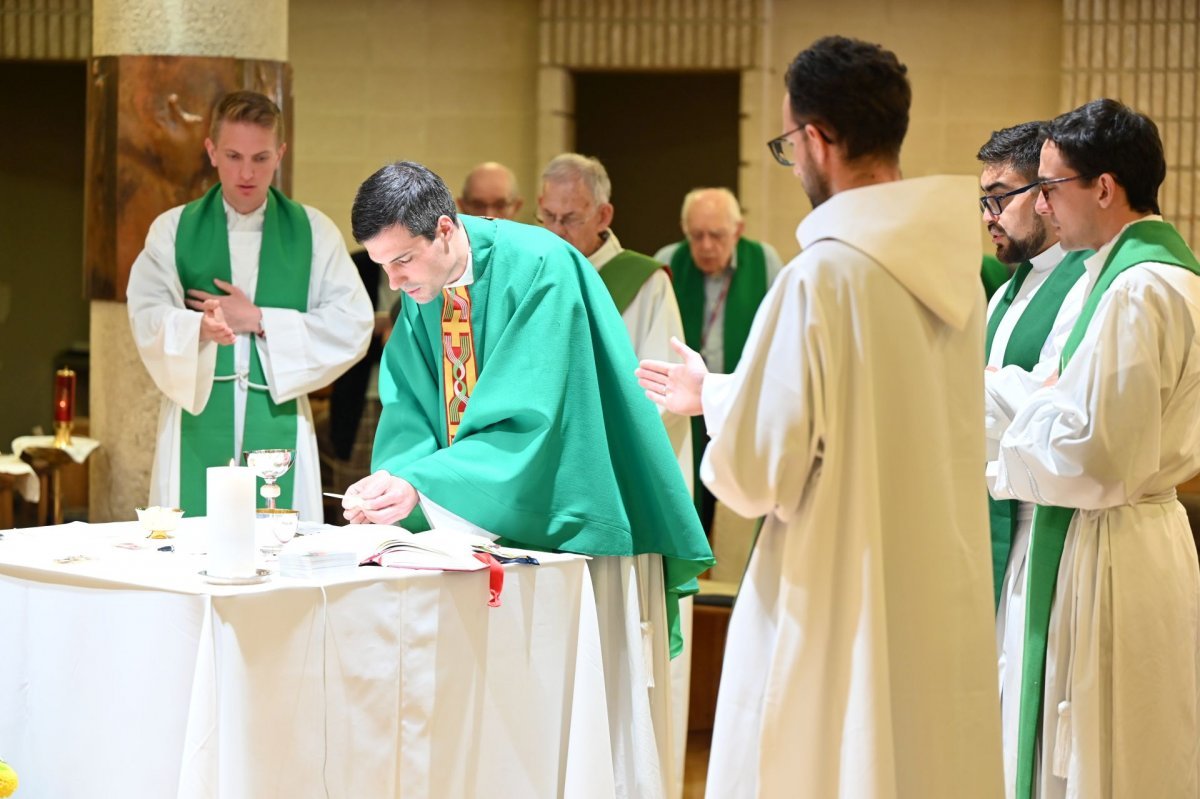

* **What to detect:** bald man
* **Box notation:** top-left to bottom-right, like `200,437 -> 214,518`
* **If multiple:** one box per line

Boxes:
456,161 -> 523,219
654,188 -> 783,531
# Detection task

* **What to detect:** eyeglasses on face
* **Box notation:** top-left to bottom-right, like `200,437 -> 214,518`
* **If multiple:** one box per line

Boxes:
767,122 -> 835,167
537,206 -> 596,230
1037,174 -> 1093,202
979,180 -> 1041,216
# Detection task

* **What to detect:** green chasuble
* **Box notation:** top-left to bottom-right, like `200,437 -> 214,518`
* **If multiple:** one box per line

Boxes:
372,215 -> 715,657
984,249 -> 1087,607
598,248 -> 666,315
1013,221 -> 1200,799
670,237 -> 769,513
175,184 -> 312,515
982,253 -> 1012,300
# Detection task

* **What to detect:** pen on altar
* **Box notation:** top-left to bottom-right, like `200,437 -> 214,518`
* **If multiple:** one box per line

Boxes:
324,492 -> 365,509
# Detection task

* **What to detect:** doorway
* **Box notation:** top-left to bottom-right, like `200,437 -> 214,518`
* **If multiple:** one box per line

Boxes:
573,70 -> 740,257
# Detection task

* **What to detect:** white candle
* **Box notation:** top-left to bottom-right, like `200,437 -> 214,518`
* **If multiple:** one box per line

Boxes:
206,464 -> 256,577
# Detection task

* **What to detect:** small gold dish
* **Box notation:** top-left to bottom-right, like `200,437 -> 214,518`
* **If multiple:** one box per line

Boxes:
136,506 -> 184,539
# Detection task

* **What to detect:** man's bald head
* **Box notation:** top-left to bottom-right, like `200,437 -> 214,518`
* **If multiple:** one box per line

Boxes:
681,188 -> 745,275
457,161 -> 523,219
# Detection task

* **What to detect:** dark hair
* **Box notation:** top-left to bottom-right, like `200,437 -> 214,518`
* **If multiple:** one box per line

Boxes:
210,91 -> 284,142
1044,98 -> 1164,214
977,121 -> 1046,182
351,161 -> 458,243
784,36 -> 910,162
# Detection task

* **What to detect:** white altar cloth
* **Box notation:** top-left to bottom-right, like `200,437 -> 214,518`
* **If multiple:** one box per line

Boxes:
0,519 -> 615,798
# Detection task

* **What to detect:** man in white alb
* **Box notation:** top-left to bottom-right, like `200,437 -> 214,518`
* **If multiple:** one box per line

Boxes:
127,91 -> 372,521
638,35 -> 1004,798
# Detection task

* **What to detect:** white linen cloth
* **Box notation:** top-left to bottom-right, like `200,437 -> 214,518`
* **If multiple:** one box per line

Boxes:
126,199 -> 373,522
701,176 -> 1005,798
992,217 -> 1200,799
0,520 -> 614,798
11,435 -> 101,465
589,230 -> 691,799
0,454 -> 38,503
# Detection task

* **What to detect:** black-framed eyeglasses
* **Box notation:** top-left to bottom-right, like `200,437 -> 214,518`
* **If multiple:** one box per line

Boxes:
979,180 -> 1040,216
1037,174 -> 1092,201
767,123 -> 834,167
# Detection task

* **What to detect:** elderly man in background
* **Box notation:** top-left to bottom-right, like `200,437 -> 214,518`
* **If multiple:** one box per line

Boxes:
653,187 -> 783,533
538,152 -> 695,798
456,161 -> 523,220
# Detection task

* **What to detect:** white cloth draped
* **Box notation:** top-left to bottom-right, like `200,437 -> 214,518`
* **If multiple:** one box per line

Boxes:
701,176 -> 1004,799
993,218 -> 1200,799
127,199 -> 372,522
0,519 -> 615,799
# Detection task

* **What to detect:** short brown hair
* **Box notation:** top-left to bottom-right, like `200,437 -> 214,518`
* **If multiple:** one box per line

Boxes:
209,91 -> 284,142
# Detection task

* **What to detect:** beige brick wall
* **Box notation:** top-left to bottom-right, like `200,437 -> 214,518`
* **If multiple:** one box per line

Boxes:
761,1 -> 1064,259
288,0 -> 541,244
289,0 -> 1063,259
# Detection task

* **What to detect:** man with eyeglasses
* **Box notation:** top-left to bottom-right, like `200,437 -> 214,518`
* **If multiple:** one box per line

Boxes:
975,121 -> 1090,799
652,188 -> 783,534
992,98 -> 1200,799
456,161 -> 523,220
637,35 -> 1003,798
538,151 -> 695,798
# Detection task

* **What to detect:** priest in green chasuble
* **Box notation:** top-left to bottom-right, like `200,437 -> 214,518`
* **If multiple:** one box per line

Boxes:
127,91 -> 373,521
342,160 -> 713,799
993,99 -> 1200,799
975,120 -> 1090,798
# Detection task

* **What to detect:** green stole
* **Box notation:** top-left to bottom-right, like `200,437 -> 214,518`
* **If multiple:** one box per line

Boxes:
671,238 -> 769,511
985,249 -> 1088,607
982,253 -> 1012,300
372,216 -> 714,657
1013,220 -> 1200,799
598,248 -> 666,314
175,184 -> 312,515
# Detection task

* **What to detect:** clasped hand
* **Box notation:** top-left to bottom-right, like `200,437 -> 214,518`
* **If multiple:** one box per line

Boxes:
635,337 -> 708,416
342,470 -> 420,525
186,278 -> 263,339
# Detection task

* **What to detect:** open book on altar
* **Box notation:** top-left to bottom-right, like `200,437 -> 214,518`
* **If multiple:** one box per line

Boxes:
278,525 -> 539,577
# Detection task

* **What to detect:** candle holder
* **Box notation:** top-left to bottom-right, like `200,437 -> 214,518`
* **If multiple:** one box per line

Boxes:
53,367 -> 76,449
243,448 -> 294,510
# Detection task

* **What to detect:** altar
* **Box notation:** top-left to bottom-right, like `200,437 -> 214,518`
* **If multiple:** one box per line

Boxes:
0,520 -> 616,798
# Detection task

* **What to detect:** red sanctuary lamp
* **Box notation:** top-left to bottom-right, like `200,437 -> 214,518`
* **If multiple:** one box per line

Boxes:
53,366 -> 76,448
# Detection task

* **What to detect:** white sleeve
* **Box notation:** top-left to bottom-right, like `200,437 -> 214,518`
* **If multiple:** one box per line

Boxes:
652,242 -> 680,264
993,275 -> 1179,509
625,269 -> 691,472
126,207 -> 218,415
256,208 -> 374,403
700,264 -> 820,519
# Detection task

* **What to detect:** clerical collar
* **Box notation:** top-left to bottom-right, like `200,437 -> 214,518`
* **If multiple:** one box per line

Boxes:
588,229 -> 622,270
222,198 -> 267,231
1084,214 -> 1164,281
1029,241 -> 1066,273
444,247 -> 475,289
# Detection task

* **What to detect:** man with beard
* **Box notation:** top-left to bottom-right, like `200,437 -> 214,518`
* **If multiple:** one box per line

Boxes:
994,98 -> 1200,799
637,35 -> 1003,798
976,121 -> 1090,798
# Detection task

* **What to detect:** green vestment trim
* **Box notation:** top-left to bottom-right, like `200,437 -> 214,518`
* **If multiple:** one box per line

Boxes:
598,248 -> 666,315
982,253 -> 1011,300
985,250 -> 1088,607
1014,221 -> 1200,799
371,215 -> 714,657
671,238 -> 769,515
175,184 -> 312,515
